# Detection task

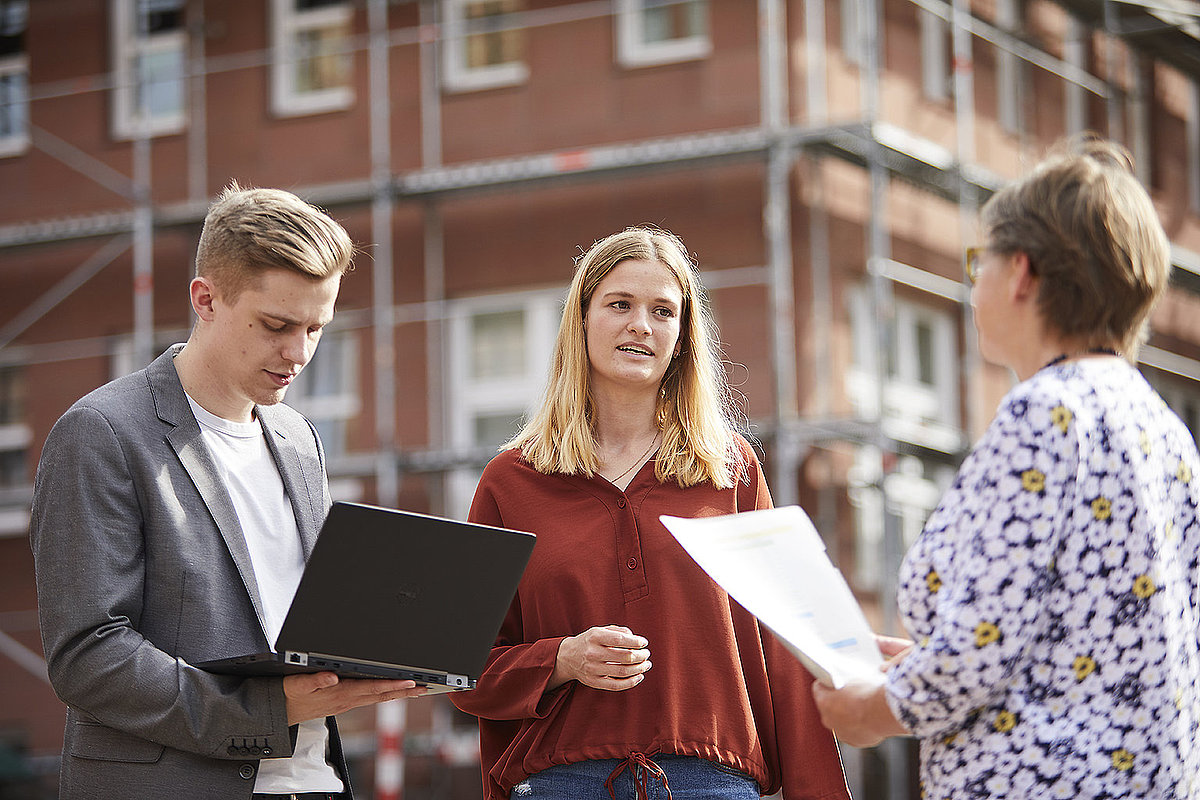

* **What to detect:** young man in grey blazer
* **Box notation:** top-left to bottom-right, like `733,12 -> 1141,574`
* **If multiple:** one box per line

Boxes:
29,184 -> 425,800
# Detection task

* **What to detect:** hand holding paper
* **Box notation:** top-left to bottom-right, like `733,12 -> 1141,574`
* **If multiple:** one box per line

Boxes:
660,506 -> 884,689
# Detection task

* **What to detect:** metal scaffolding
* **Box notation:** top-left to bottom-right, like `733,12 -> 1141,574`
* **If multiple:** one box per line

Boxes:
2,0 -> 1199,796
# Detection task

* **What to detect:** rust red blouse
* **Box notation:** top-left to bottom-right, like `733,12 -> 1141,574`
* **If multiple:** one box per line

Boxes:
451,439 -> 850,800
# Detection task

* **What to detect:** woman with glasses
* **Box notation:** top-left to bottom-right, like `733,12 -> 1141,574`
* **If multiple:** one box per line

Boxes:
452,227 -> 849,800
812,135 -> 1200,799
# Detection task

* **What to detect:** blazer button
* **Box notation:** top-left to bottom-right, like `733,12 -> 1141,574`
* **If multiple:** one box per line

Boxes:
238,763 -> 256,780
617,497 -> 626,508
261,747 -> 272,756
227,745 -> 238,756
627,557 -> 637,570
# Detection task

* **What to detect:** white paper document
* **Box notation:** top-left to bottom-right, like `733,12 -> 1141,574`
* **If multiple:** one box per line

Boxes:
661,506 -> 884,689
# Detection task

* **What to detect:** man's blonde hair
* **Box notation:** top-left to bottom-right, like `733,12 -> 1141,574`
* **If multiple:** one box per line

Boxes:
195,181 -> 355,299
507,226 -> 746,489
981,134 -> 1170,358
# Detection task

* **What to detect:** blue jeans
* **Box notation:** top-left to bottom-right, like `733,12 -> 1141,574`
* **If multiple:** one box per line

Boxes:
512,754 -> 760,800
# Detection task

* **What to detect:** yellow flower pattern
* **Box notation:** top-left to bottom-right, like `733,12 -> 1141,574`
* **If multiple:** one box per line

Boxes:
889,365 -> 1200,799
974,621 -> 1001,647
1133,574 -> 1157,599
926,570 -> 942,593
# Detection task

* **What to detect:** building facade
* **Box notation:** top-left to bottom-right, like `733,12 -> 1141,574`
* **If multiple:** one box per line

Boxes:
0,0 -> 1197,797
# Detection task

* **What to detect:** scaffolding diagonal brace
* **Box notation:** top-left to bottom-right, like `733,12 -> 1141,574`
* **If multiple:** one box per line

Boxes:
0,234 -> 132,351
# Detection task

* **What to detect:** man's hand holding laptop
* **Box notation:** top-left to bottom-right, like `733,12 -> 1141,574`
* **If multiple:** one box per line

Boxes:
285,672 -> 429,724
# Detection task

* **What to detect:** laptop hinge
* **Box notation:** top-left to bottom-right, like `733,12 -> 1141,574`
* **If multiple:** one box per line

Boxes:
283,651 -> 309,667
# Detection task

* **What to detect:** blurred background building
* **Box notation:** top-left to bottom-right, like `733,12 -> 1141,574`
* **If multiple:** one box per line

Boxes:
0,0 -> 1197,797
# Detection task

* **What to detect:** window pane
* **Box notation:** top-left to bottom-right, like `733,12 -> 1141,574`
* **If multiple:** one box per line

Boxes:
465,0 -> 521,69
473,412 -> 523,449
0,366 -> 22,423
137,0 -> 184,36
0,0 -> 26,57
294,23 -> 351,92
642,0 -> 707,45
915,319 -> 935,386
135,47 -> 184,118
0,70 -> 26,138
470,310 -> 526,380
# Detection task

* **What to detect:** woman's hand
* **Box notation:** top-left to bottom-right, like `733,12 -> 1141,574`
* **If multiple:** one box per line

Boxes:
875,634 -> 914,669
811,679 -> 910,748
549,625 -> 651,691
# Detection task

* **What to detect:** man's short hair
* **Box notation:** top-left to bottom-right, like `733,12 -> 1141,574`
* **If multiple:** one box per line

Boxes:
981,134 -> 1170,357
195,181 -> 355,300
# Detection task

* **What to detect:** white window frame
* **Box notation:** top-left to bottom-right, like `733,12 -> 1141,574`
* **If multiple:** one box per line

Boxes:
0,52 -> 27,157
846,288 -> 963,453
616,0 -> 711,69
284,328 -> 361,458
270,0 -> 354,118
445,289 -> 561,518
442,0 -> 529,94
848,447 -> 955,589
110,0 -> 187,140
919,7 -> 950,102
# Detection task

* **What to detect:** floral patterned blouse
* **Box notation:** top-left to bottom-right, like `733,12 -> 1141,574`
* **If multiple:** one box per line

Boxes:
885,358 -> 1200,799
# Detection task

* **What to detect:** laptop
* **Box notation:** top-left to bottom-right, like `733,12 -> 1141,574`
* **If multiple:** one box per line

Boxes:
196,502 -> 535,694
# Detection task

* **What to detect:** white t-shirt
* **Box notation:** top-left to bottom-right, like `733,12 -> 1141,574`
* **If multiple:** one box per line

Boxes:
187,396 -> 343,794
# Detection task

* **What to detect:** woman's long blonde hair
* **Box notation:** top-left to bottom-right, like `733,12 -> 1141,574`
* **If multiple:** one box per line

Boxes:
506,226 -> 745,489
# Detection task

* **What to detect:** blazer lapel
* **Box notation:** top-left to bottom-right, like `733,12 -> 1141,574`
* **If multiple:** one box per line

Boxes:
149,346 -> 271,639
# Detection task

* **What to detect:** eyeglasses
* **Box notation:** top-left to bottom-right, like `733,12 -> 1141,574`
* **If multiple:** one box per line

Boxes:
964,246 -> 985,285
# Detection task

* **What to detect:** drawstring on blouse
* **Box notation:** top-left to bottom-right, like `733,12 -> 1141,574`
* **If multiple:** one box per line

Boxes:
604,752 -> 673,800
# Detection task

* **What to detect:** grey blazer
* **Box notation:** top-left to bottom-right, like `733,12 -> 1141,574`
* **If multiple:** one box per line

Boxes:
30,345 -> 350,799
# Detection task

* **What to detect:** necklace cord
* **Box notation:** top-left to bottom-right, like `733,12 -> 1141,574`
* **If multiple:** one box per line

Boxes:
605,433 -> 661,484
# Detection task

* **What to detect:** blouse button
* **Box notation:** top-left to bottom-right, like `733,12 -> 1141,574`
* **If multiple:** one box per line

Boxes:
627,557 -> 637,570
617,497 -> 627,508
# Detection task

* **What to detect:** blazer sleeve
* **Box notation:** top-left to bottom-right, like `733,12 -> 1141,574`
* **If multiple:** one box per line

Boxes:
30,404 -> 293,759
450,469 -> 570,722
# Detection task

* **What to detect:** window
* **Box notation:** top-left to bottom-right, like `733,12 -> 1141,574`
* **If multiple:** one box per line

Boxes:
1145,370 -> 1200,446
616,0 -> 710,68
285,329 -> 360,464
110,0 -> 186,139
271,0 -> 354,117
0,0 -> 28,158
919,7 -> 950,102
848,448 -> 955,590
0,365 -> 29,491
442,0 -> 528,93
446,291 -> 560,517
847,288 -> 964,453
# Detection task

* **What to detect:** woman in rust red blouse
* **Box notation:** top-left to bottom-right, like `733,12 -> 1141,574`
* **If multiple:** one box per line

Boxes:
451,227 -> 849,800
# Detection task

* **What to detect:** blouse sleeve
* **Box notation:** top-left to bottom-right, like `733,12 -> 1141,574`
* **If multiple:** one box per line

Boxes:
450,462 -> 570,722
884,388 -> 1079,738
